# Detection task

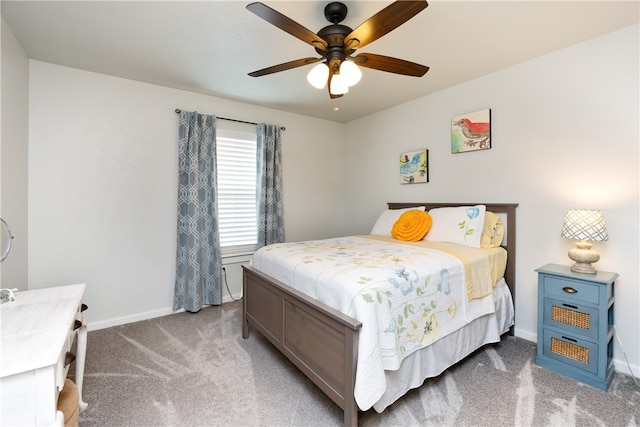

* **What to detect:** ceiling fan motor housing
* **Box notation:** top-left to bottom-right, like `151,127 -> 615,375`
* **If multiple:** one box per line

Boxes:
316,23 -> 353,68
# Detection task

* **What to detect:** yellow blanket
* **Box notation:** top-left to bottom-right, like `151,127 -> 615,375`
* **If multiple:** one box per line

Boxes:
360,235 -> 507,300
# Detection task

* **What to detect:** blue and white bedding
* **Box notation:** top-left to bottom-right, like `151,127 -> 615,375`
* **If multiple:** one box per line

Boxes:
250,235 -> 507,410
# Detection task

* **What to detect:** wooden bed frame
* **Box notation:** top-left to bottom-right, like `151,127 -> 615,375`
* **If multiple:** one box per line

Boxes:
242,202 -> 518,426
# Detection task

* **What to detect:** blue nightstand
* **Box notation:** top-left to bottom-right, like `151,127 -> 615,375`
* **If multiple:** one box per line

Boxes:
535,263 -> 617,390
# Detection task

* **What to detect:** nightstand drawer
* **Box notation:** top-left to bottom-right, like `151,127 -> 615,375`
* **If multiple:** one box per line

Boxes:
542,276 -> 599,305
543,297 -> 599,339
542,329 -> 599,374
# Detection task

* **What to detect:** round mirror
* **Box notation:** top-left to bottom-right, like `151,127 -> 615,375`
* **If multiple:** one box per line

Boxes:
0,218 -> 13,263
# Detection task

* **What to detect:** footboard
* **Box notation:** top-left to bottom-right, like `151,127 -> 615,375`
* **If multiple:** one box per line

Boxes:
242,265 -> 362,427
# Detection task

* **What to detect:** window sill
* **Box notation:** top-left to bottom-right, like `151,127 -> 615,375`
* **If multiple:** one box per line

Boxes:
221,249 -> 255,265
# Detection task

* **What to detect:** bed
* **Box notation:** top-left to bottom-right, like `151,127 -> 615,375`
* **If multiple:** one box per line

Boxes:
242,202 -> 518,426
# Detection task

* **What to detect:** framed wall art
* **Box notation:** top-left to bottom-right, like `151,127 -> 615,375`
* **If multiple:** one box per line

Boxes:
451,108 -> 491,153
399,149 -> 428,184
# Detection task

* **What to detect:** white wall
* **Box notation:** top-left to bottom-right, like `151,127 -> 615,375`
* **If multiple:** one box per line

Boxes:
28,61 -> 346,329
0,18 -> 29,290
344,25 -> 640,375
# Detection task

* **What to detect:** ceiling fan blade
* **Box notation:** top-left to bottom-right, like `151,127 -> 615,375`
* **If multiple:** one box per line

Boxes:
247,2 -> 328,51
248,57 -> 323,77
344,1 -> 428,51
353,53 -> 429,77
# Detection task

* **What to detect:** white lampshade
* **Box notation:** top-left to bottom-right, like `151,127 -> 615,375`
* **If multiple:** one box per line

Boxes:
329,73 -> 349,95
561,209 -> 608,274
561,209 -> 608,241
307,63 -> 329,89
339,60 -> 362,87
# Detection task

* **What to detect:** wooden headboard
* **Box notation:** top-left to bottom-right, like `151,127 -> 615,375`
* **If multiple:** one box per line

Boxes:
387,202 -> 518,318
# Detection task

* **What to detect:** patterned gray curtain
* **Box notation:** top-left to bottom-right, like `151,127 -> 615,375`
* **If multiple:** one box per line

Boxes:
174,111 -> 222,312
256,123 -> 284,248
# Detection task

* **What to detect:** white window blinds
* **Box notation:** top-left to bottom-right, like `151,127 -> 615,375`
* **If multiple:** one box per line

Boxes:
216,129 -> 257,257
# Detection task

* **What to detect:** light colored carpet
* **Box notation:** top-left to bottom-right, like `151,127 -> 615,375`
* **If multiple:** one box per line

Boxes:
74,300 -> 640,426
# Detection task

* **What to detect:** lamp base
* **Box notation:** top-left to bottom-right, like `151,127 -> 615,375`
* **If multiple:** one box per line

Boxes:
570,262 -> 597,275
568,240 -> 599,275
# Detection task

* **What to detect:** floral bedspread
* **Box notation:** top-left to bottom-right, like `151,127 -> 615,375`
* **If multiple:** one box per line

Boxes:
250,236 -> 498,410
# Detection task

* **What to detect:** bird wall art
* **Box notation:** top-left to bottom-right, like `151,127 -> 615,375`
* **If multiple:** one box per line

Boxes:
399,149 -> 428,184
451,109 -> 492,153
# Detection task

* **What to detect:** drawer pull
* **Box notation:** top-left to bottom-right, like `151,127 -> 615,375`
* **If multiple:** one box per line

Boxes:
561,336 -> 578,343
562,303 -> 579,310
64,352 -> 76,367
562,287 -> 578,294
74,319 -> 83,330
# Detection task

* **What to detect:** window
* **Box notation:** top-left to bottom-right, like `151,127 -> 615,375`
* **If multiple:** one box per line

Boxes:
216,129 -> 258,257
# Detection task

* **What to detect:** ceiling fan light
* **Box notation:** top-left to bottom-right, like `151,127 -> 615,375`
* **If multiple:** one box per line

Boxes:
340,60 -> 362,87
307,63 -> 329,89
329,73 -> 349,95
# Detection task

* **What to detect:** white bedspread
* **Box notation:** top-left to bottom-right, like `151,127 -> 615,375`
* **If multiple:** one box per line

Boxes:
250,236 -> 504,410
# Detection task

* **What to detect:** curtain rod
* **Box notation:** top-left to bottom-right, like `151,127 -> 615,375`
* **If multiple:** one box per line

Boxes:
174,109 -> 285,131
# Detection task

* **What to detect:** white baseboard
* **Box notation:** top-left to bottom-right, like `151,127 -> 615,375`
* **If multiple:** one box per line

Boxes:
222,292 -> 243,304
87,294 -> 243,331
514,327 -> 536,343
88,306 -> 180,331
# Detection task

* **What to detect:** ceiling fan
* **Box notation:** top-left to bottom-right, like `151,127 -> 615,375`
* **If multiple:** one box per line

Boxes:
246,1 -> 430,99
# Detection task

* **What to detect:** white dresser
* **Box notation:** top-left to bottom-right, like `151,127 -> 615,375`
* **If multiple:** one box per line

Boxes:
0,284 -> 88,426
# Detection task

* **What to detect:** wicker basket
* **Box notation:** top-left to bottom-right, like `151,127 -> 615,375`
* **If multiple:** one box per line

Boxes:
57,378 -> 79,427
551,337 -> 589,364
552,305 -> 590,329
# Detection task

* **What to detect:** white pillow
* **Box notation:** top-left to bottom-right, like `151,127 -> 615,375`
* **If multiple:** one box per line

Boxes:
370,207 -> 426,235
425,205 -> 486,248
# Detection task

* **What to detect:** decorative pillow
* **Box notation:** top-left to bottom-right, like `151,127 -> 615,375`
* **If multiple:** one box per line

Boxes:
392,210 -> 433,241
481,211 -> 505,248
370,207 -> 426,235
425,205 -> 486,248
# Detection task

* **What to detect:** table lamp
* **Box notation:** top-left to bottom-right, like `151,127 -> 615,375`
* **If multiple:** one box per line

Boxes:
561,209 -> 608,274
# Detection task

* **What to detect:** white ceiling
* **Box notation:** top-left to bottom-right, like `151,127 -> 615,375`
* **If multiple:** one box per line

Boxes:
2,1 -> 638,123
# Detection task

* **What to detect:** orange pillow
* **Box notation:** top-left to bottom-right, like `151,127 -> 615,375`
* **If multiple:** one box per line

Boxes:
391,210 -> 433,241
